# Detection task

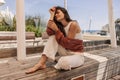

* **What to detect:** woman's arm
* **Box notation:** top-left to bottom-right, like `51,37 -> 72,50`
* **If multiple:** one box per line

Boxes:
67,21 -> 81,39
55,21 -> 83,52
46,7 -> 58,36
55,30 -> 84,52
46,20 -> 84,52
46,20 -> 59,36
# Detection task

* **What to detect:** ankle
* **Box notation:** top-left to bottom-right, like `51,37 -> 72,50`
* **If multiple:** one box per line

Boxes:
42,54 -> 48,59
40,54 -> 48,64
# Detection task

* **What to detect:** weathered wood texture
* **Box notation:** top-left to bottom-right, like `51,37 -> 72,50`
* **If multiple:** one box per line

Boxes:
0,46 -> 120,80
0,46 -> 44,58
0,32 -> 41,47
0,32 -> 35,40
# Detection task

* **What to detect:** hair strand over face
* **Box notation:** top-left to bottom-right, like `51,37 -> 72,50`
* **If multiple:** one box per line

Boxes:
53,6 -> 72,36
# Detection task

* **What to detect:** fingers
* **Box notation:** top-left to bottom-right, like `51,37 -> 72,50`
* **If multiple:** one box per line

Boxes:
50,7 -> 56,12
49,6 -> 56,20
49,7 -> 56,13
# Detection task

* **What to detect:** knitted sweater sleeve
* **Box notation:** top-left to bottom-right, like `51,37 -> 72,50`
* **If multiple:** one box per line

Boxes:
55,30 -> 84,52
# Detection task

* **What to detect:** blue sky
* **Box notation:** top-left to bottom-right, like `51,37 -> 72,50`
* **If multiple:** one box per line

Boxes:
1,0 -> 120,30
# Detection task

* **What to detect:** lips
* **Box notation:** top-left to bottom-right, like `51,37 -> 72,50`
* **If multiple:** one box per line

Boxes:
55,15 -> 60,19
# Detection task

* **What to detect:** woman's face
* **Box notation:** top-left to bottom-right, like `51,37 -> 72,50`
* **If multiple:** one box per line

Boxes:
55,9 -> 65,22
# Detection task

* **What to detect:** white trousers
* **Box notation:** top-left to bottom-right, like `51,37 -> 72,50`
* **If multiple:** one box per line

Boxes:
42,35 -> 84,70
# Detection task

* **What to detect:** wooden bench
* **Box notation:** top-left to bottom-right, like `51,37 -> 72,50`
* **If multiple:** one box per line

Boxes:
0,47 -> 120,80
0,31 -> 40,46
0,40 -> 119,80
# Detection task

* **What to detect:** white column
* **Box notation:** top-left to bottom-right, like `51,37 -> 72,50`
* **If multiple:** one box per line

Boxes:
108,0 -> 117,47
16,0 -> 26,60
64,0 -> 67,9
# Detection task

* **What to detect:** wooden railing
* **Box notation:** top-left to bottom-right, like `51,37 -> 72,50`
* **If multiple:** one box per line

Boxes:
0,31 -> 39,45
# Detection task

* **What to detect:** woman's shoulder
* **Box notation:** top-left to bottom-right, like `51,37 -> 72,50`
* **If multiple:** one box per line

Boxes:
70,20 -> 79,27
70,20 -> 78,23
69,20 -> 81,32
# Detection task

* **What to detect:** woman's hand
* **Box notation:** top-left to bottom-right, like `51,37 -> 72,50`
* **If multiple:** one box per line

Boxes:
49,7 -> 56,20
48,7 -> 58,32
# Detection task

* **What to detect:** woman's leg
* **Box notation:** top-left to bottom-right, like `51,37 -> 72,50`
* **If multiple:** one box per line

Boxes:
54,52 -> 84,70
44,41 -> 84,71
42,35 -> 58,60
25,54 -> 47,74
26,35 -> 58,74
54,45 -> 70,62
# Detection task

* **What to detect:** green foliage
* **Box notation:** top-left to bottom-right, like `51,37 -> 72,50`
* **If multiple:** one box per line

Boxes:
0,15 -> 47,37
25,16 -> 35,26
35,27 -> 41,37
0,26 -> 15,31
13,16 -> 16,30
26,25 -> 46,37
0,26 -> 6,31
25,15 -> 46,37
26,25 -> 36,32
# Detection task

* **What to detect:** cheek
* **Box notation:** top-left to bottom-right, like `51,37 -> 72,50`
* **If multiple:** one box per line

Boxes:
61,14 -> 65,19
61,13 -> 65,18
56,14 -> 59,18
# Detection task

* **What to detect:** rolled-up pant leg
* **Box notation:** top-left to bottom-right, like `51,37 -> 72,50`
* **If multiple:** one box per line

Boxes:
42,35 -> 84,70
42,35 -> 58,60
55,46 -> 84,70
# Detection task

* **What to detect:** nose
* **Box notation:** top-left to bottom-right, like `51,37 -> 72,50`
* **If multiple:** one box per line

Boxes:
55,14 -> 58,18
55,14 -> 58,17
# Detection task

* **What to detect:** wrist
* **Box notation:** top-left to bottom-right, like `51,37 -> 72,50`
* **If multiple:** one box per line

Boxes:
55,28 -> 59,32
50,16 -> 54,20
49,19 -> 54,22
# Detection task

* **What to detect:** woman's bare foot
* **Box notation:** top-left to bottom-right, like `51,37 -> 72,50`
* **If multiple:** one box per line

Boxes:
25,64 -> 46,74
26,54 -> 47,74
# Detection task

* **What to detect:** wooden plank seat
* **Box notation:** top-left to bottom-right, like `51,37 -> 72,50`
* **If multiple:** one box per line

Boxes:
0,47 -> 120,80
0,31 -> 40,46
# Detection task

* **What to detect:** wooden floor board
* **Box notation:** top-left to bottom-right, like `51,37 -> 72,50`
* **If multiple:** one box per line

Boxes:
0,46 -> 120,80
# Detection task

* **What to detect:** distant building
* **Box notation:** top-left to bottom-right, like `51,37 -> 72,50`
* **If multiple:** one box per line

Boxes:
102,24 -> 110,33
101,18 -> 120,39
115,18 -> 120,40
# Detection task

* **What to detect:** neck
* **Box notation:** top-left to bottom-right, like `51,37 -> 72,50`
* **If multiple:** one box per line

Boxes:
60,19 -> 68,27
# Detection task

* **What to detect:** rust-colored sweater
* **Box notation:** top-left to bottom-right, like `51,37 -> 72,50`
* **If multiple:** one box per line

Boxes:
46,24 -> 84,52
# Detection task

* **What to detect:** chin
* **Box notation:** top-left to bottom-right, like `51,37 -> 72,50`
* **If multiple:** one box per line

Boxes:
57,19 -> 63,22
56,19 -> 61,22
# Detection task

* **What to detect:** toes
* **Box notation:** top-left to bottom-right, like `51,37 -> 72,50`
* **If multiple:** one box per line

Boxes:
25,65 -> 46,74
25,68 -> 36,74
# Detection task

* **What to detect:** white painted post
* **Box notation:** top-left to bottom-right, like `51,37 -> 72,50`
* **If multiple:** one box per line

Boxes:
64,0 -> 67,9
108,0 -> 117,47
16,0 -> 26,60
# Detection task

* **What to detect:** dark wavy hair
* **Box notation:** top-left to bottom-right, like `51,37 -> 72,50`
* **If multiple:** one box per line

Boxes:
53,6 -> 72,36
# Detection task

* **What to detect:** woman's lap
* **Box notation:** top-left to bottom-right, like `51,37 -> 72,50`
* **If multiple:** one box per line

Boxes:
42,35 -> 84,70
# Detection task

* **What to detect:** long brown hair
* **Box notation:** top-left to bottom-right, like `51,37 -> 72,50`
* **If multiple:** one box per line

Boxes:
53,6 -> 72,36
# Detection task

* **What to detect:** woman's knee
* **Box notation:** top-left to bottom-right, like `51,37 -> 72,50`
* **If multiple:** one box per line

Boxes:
54,57 -> 71,70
